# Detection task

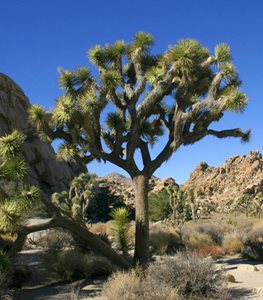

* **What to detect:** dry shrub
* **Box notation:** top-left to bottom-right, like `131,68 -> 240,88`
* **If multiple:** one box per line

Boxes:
103,268 -> 180,300
197,223 -> 224,245
222,233 -> 244,254
89,221 -> 114,237
243,226 -> 263,260
150,226 -> 181,255
104,251 -> 226,300
0,271 -> 12,300
44,249 -> 114,280
149,252 -> 226,299
183,230 -> 214,250
197,245 -> 223,259
38,230 -> 73,253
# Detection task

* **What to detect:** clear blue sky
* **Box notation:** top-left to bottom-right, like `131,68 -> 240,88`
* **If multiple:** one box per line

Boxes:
1,0 -> 262,183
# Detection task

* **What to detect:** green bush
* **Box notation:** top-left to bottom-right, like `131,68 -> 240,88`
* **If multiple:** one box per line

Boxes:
149,189 -> 171,222
89,186 -> 128,222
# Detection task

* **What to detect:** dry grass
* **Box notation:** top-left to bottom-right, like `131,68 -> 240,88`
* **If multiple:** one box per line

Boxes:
222,232 -> 244,254
183,230 -> 214,250
150,225 -> 181,255
149,252 -> 226,299
103,268 -> 180,300
243,226 -> 263,260
44,249 -> 114,280
38,230 -> 73,253
104,251 -> 226,300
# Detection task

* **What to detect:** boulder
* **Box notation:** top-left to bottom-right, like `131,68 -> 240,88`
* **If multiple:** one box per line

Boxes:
0,73 -> 86,194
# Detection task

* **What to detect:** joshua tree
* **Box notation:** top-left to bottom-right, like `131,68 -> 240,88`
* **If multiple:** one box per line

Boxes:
29,32 -> 249,264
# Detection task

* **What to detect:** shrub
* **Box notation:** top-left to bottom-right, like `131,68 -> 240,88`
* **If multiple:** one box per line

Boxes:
197,245 -> 223,259
44,249 -> 114,280
149,252 -> 226,299
183,230 -> 214,250
197,223 -> 224,245
104,252 -> 226,300
88,186 -> 127,222
0,270 -> 12,300
222,232 -> 244,255
149,226 -> 181,255
103,268 -> 180,300
243,226 -> 263,260
38,230 -> 73,254
149,189 -> 172,222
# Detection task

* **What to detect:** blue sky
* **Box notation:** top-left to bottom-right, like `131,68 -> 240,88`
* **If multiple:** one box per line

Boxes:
1,0 -> 262,183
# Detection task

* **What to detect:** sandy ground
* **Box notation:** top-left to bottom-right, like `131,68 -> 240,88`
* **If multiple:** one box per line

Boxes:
13,248 -> 263,300
218,255 -> 263,299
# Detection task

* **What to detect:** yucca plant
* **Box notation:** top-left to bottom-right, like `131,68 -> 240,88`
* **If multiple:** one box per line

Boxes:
111,208 -> 131,257
29,32 -> 249,265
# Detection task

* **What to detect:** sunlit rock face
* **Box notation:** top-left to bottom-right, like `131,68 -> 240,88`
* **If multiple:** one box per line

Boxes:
0,73 -> 86,194
183,150 -> 263,203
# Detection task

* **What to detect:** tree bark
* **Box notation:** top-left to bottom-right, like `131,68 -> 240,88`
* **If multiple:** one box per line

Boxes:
11,216 -> 131,270
133,174 -> 149,265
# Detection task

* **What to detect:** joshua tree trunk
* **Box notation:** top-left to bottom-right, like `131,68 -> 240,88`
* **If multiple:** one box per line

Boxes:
133,174 -> 149,265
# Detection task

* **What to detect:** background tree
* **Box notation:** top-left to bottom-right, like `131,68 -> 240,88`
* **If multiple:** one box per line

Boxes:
29,32 -> 249,264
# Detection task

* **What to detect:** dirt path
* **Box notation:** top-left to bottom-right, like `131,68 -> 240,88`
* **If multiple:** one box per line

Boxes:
218,255 -> 263,299
13,247 -> 106,300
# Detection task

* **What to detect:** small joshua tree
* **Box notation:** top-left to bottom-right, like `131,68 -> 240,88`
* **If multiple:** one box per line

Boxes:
52,172 -> 97,222
110,207 -> 131,257
29,33 -> 249,264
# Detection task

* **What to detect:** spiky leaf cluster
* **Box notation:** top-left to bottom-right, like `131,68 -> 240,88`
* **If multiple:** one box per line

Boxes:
28,32 -> 249,181
51,173 -> 97,222
0,131 -> 41,233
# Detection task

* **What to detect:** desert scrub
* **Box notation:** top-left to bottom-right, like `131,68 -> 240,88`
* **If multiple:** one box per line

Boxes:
38,230 -> 74,254
182,229 -> 214,250
196,223 -> 224,245
243,226 -> 263,260
149,252 -> 226,299
149,225 -> 182,255
222,232 -> 244,254
103,268 -> 180,300
104,252 -> 226,300
43,249 -> 114,280
197,245 -> 223,259
0,251 -> 12,300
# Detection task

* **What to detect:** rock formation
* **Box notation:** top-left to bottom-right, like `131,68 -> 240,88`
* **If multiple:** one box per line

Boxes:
0,73 -> 85,194
183,150 -> 263,203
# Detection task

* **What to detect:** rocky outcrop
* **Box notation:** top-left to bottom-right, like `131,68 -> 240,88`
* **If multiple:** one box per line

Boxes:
0,73 -> 85,194
97,173 -> 178,205
183,151 -> 263,203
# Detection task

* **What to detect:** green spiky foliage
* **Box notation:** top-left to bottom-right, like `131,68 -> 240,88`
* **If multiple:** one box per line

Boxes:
0,250 -> 10,270
110,207 -> 131,256
28,32 -> 250,265
0,131 -> 41,234
51,173 -> 97,222
149,188 -> 172,222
